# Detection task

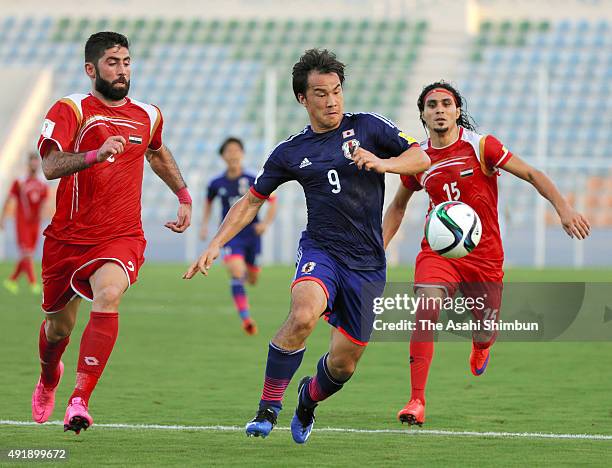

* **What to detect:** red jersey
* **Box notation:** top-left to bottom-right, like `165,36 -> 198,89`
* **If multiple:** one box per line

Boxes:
37,93 -> 163,244
401,127 -> 513,269
9,176 -> 48,228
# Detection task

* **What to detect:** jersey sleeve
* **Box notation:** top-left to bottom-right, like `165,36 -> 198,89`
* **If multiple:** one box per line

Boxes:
250,148 -> 293,199
37,101 -> 80,157
206,180 -> 217,202
400,174 -> 423,192
148,105 -> 164,150
480,134 -> 513,175
366,114 -> 419,159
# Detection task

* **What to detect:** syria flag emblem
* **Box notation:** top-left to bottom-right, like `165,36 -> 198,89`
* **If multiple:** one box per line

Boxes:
128,135 -> 143,145
342,139 -> 360,160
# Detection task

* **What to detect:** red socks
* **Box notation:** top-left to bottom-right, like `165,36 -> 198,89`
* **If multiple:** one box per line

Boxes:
10,257 -> 36,284
409,302 -> 441,403
23,257 -> 35,284
409,340 -> 433,403
38,321 -> 70,388
10,258 -> 25,281
69,311 -> 119,405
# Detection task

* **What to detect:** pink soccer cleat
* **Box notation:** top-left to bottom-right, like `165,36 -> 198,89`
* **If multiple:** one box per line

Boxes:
32,361 -> 64,423
64,397 -> 93,434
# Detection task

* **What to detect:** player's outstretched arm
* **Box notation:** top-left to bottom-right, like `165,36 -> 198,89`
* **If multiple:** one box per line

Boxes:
353,146 -> 430,175
254,196 -> 278,236
502,154 -> 591,239
383,184 -> 414,249
146,145 -> 192,233
41,136 -> 126,180
381,146 -> 430,175
183,191 -> 265,279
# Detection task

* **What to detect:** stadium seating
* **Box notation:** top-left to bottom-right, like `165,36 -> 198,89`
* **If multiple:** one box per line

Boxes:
0,16 -> 425,220
461,19 -> 612,226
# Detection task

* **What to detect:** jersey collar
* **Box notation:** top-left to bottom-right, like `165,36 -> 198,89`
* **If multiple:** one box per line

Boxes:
429,126 -> 463,150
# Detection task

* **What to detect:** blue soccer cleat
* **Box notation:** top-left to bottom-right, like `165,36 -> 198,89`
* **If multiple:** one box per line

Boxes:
245,407 -> 277,438
291,377 -> 316,444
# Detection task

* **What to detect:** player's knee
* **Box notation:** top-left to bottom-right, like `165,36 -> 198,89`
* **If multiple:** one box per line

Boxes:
46,316 -> 75,340
95,284 -> 124,309
246,271 -> 258,285
287,307 -> 318,335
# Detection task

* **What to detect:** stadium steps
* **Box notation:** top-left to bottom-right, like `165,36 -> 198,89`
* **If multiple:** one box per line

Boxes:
456,18 -> 612,227
0,16 -> 427,222
398,30 -> 470,141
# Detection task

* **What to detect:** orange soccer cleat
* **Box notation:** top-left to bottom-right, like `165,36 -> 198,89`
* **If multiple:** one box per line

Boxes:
470,344 -> 490,376
397,398 -> 425,426
242,319 -> 258,336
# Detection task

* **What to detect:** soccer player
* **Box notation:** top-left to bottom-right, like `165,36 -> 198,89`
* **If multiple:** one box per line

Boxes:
383,81 -> 590,426
1,152 -> 50,294
200,136 -> 278,335
32,32 -> 192,434
184,49 -> 430,443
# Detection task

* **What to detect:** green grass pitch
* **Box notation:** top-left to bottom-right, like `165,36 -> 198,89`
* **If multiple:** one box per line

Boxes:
1,262 -> 611,466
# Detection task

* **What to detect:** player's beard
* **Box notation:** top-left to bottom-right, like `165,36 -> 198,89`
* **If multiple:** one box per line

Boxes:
95,72 -> 130,101
432,125 -> 450,135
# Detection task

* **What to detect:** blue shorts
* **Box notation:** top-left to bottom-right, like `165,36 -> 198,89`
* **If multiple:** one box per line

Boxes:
291,233 -> 386,346
223,236 -> 261,270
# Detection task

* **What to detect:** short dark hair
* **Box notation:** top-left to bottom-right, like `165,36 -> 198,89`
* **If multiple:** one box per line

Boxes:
85,31 -> 129,64
417,81 -> 477,131
218,137 -> 244,156
292,48 -> 345,102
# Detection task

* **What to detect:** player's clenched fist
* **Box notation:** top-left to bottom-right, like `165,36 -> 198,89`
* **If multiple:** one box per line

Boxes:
352,147 -> 387,173
183,243 -> 221,279
97,136 -> 126,162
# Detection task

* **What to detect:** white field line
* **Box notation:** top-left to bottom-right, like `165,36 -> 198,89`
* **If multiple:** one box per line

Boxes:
1,420 -> 611,441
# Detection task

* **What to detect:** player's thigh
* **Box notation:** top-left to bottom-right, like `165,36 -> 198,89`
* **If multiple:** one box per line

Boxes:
289,280 -> 328,328
414,250 -> 461,293
225,255 -> 247,279
328,327 -> 367,376
45,295 -> 82,338
90,261 -> 129,310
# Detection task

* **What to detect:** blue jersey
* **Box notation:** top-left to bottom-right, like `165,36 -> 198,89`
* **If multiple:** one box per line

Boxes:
252,113 -> 418,270
207,171 -> 260,240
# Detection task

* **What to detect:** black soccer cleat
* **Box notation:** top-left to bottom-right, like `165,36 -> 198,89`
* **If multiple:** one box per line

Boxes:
245,406 -> 277,438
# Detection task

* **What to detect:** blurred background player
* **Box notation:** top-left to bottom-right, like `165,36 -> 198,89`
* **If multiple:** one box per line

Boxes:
0,152 -> 50,294
33,32 -> 192,435
185,49 -> 429,443
383,81 -> 591,426
200,136 -> 278,335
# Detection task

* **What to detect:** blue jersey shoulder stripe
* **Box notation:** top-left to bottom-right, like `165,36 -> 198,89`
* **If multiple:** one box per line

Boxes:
268,126 -> 309,155
347,112 -> 398,129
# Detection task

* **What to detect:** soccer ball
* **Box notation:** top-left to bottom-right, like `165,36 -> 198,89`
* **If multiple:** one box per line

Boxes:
425,201 -> 482,258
